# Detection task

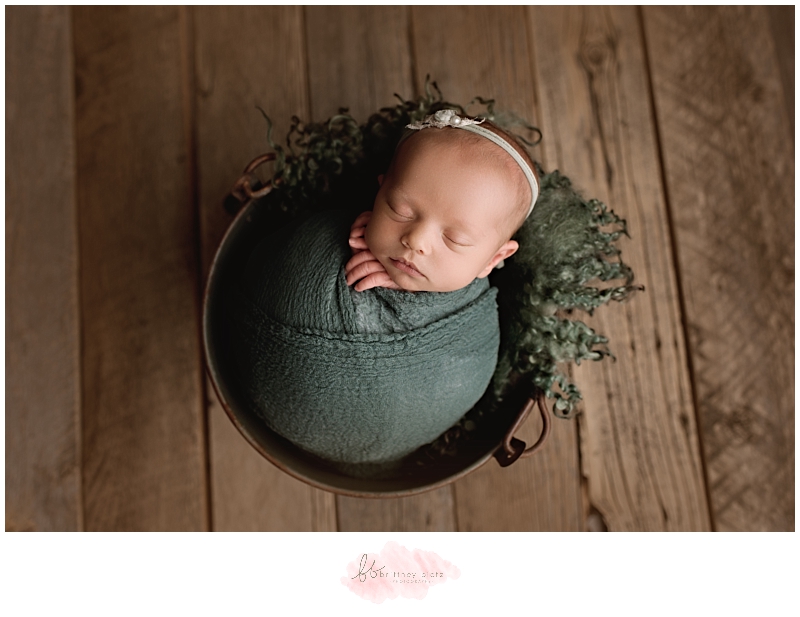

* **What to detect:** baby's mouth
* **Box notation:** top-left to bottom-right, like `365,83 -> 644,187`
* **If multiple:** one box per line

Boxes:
390,257 -> 425,278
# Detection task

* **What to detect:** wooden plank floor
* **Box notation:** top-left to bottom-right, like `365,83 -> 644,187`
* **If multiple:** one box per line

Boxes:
6,6 -> 794,531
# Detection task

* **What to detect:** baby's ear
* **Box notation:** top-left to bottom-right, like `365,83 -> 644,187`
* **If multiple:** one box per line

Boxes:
377,174 -> 385,186
478,240 -> 519,278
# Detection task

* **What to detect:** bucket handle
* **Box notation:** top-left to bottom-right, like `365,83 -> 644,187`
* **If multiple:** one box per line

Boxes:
225,153 -> 278,214
494,391 -> 552,467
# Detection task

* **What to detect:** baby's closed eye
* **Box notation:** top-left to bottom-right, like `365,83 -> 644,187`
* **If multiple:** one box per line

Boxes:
443,233 -> 472,248
387,202 -> 414,220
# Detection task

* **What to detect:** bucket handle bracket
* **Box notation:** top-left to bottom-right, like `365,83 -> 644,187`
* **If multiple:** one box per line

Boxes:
224,153 -> 278,214
494,391 -> 552,467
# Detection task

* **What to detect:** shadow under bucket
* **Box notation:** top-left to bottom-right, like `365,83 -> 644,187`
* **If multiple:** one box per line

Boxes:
202,171 -> 550,498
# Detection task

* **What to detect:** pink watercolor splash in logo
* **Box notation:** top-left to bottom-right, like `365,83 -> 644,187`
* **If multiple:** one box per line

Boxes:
342,541 -> 461,603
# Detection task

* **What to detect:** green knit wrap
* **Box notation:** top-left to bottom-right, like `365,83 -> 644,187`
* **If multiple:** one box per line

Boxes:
227,210 -> 501,464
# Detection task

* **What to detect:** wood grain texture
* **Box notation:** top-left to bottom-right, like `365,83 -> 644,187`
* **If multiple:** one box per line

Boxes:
304,6 -> 414,123
412,5 -> 585,531
529,6 -> 711,531
767,5 -> 794,138
337,490 -> 456,532
207,391 -> 336,531
6,6 -> 82,532
454,416 -> 583,531
74,6 -> 208,530
643,6 -> 794,531
304,5 -> 457,532
193,6 -> 337,531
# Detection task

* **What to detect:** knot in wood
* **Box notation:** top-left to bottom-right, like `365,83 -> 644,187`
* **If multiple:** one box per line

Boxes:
580,37 -> 615,73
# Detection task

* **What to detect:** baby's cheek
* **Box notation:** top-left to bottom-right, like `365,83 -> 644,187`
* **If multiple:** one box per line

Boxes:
363,220 -> 374,248
364,218 -> 386,254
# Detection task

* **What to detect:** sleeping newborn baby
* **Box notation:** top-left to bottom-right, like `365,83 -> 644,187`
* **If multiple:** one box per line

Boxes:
345,111 -> 537,294
229,110 -> 540,467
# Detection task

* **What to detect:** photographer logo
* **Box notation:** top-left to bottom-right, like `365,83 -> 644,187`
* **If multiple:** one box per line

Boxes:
341,541 -> 460,603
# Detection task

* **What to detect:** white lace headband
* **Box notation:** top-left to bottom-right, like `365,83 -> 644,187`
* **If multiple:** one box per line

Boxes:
399,109 -> 539,218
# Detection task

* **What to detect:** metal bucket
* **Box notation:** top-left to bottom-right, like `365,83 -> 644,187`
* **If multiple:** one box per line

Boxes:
202,155 -> 551,498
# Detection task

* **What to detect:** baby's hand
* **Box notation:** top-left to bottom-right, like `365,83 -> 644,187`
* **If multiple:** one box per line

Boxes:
345,210 -> 400,292
346,250 -> 401,291
348,210 -> 372,253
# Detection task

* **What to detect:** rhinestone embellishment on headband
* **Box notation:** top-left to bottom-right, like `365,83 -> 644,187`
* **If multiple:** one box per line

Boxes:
406,109 -> 485,130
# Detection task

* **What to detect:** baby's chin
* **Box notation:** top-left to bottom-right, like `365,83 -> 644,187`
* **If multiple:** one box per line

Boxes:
390,275 -> 422,292
392,274 -> 474,293
387,272 -> 429,293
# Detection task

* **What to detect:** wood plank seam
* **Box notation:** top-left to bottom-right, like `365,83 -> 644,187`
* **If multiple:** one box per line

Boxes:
766,6 -> 794,143
450,484 -> 461,532
69,7 -> 87,533
300,7 -> 316,140
407,6 -> 421,99
634,4 -> 713,532
180,5 -> 213,532
578,417 -> 609,531
527,8 -> 605,531
576,14 -> 653,524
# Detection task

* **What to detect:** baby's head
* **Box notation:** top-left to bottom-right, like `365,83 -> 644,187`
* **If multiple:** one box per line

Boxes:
364,114 -> 538,292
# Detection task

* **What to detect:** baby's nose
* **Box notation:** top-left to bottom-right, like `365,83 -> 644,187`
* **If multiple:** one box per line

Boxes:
401,227 -> 430,254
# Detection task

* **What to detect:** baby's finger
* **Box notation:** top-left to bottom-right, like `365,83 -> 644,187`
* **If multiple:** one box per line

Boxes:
350,213 -> 372,237
348,236 -> 369,251
345,260 -> 383,285
349,225 -> 367,239
351,210 -> 372,230
354,271 -> 398,292
345,254 -> 385,284
346,259 -> 386,286
345,249 -> 376,274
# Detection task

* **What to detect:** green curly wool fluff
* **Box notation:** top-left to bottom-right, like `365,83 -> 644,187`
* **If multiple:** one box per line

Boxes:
250,79 -> 638,425
490,168 -> 638,418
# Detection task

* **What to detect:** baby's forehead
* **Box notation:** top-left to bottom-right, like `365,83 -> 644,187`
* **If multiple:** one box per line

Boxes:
394,129 -> 516,180
389,128 -> 531,235
399,126 -> 497,156
397,128 -> 527,191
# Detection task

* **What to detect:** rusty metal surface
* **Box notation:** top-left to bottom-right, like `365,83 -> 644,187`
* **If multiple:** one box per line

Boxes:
230,152 -> 278,201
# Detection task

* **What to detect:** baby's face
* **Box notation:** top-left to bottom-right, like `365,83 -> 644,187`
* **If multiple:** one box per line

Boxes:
365,131 -> 520,292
